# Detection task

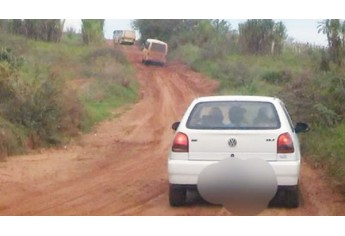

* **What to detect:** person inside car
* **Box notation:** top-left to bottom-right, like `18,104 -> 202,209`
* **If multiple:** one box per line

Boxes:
228,106 -> 247,127
253,107 -> 278,128
201,107 -> 224,127
209,107 -> 224,127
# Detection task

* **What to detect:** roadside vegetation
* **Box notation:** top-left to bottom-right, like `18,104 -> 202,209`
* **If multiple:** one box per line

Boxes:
0,20 -> 137,159
133,19 -> 345,189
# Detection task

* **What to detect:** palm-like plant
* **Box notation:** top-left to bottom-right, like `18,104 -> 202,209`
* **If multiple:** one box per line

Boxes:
318,19 -> 344,65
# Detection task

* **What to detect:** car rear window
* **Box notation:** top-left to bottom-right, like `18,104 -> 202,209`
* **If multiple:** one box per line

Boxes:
151,42 -> 166,52
123,31 -> 135,38
186,101 -> 281,130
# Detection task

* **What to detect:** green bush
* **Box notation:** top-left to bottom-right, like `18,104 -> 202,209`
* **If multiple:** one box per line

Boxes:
0,47 -> 24,73
0,117 -> 26,158
313,103 -> 342,126
261,70 -> 292,84
209,61 -> 253,90
2,72 -> 63,146
281,71 -> 345,126
172,43 -> 202,67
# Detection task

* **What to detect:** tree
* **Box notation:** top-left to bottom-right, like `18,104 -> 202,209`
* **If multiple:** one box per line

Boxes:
318,19 -> 344,65
212,19 -> 231,35
272,21 -> 287,54
4,19 -> 25,35
238,19 -> 287,55
132,19 -> 197,43
132,19 -> 231,48
81,19 -> 104,45
27,19 -> 64,42
3,19 -> 64,42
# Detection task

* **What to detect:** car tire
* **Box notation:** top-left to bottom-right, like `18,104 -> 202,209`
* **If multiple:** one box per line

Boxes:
284,185 -> 299,208
169,184 -> 187,206
269,185 -> 299,208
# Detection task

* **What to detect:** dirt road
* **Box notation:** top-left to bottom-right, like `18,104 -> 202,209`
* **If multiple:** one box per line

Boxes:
0,46 -> 344,215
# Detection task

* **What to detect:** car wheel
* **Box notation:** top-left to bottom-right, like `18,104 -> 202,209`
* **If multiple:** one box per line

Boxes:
284,185 -> 299,208
269,185 -> 299,208
169,184 -> 187,206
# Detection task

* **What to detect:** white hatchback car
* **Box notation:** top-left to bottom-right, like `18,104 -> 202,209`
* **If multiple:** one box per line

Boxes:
168,96 -> 309,208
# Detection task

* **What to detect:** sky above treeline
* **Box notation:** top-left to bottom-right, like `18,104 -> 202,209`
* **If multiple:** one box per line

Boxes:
5,0 -> 343,47
64,19 -> 328,47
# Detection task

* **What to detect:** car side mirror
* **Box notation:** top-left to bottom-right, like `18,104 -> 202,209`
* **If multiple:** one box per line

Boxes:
172,122 -> 180,131
295,122 -> 310,134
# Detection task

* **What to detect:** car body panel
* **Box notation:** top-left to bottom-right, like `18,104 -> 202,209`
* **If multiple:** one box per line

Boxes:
187,131 -> 279,161
168,159 -> 300,186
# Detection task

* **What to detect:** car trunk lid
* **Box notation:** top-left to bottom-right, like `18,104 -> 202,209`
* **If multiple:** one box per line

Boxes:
188,130 -> 278,161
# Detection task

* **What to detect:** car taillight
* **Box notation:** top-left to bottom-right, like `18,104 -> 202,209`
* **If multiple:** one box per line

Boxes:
172,132 -> 189,152
277,132 -> 294,153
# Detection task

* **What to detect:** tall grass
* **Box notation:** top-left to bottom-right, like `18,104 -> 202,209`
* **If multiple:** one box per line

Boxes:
79,47 -> 138,131
80,77 -> 138,131
302,123 -> 345,187
0,31 -> 138,155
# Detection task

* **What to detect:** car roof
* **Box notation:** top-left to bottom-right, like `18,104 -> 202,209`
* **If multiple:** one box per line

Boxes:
113,30 -> 135,35
193,95 -> 280,103
146,38 -> 167,45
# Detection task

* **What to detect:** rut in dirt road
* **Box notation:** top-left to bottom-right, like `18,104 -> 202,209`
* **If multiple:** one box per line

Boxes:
0,45 -> 344,216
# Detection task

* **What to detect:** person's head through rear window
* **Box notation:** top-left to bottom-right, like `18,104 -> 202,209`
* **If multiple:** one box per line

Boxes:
209,107 -> 224,127
228,106 -> 246,126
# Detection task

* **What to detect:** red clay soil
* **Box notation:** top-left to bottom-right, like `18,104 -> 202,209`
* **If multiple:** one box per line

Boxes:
0,45 -> 344,215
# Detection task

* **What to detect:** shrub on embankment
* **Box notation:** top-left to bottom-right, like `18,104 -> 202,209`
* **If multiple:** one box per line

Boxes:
0,30 -> 137,158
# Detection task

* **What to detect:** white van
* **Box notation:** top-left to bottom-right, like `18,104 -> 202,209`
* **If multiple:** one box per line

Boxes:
113,30 -> 136,45
142,39 -> 168,66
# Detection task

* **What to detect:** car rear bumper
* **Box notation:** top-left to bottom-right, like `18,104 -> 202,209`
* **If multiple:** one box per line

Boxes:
168,159 -> 300,186
146,58 -> 166,65
122,38 -> 135,43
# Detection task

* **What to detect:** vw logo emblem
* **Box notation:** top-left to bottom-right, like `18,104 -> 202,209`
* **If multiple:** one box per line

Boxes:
228,138 -> 237,147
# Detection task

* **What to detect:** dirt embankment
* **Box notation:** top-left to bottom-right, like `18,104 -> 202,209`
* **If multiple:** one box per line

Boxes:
0,45 -> 343,215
